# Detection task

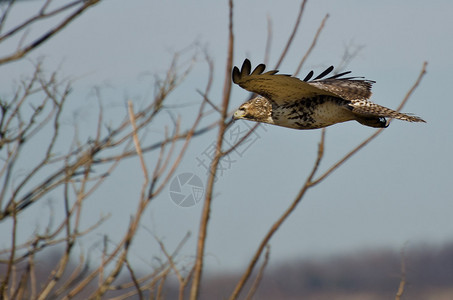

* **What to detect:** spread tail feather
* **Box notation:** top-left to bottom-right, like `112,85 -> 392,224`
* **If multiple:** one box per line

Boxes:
350,100 -> 425,127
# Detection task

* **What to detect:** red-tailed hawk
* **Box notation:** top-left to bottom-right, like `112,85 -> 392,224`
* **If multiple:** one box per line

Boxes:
232,59 -> 425,129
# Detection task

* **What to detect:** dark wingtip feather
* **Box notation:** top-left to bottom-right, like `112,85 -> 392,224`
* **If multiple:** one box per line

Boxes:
328,70 -> 352,79
242,59 -> 252,76
233,59 -> 280,83
314,66 -> 334,80
232,59 -> 254,83
303,70 -> 314,81
251,63 -> 266,75
232,66 -> 240,83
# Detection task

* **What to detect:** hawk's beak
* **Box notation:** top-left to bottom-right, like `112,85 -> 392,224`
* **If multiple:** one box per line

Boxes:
233,109 -> 244,120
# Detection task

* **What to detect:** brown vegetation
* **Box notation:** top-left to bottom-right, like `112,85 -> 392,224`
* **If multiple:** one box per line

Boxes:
2,242 -> 452,299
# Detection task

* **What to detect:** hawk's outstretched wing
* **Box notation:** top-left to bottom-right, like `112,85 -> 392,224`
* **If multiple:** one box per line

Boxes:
306,67 -> 375,101
232,59 -> 375,104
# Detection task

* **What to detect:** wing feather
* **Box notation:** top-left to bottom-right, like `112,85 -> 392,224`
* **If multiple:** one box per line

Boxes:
232,59 -> 337,104
308,79 -> 374,101
232,59 -> 375,103
305,66 -> 375,100
251,63 -> 266,75
313,65 -> 334,80
302,70 -> 314,81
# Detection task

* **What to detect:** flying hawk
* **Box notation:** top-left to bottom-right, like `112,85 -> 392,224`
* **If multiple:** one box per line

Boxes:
232,59 -> 425,129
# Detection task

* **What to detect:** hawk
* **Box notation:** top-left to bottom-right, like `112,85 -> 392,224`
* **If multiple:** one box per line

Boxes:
232,59 -> 425,129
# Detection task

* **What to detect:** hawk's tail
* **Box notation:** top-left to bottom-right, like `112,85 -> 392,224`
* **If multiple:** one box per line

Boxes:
349,100 -> 425,128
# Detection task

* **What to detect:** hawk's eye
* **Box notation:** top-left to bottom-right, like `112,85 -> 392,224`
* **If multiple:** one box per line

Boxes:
239,107 -> 246,111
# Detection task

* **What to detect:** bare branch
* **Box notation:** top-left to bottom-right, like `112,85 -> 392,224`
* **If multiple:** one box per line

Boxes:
125,258 -> 144,300
189,1 -> 235,299
0,0 -> 102,65
395,245 -> 408,300
275,0 -> 308,68
264,15 -> 272,65
0,201 -> 18,297
128,101 -> 149,181
228,128 -> 326,300
294,13 -> 329,76
244,245 -> 270,300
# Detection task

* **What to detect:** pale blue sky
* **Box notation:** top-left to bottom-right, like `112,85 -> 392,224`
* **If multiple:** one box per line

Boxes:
1,0 -> 452,273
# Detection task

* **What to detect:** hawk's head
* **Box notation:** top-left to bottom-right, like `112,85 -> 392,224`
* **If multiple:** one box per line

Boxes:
233,96 -> 273,124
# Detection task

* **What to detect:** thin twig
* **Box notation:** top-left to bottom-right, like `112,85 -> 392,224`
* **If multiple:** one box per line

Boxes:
107,232 -> 190,300
221,123 -> 261,157
197,89 -> 221,114
244,245 -> 271,300
264,15 -> 272,65
275,0 -> 308,68
128,100 -> 149,181
395,244 -> 408,300
0,201 -> 18,297
125,259 -> 144,300
0,0 -> 101,65
294,13 -> 329,76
